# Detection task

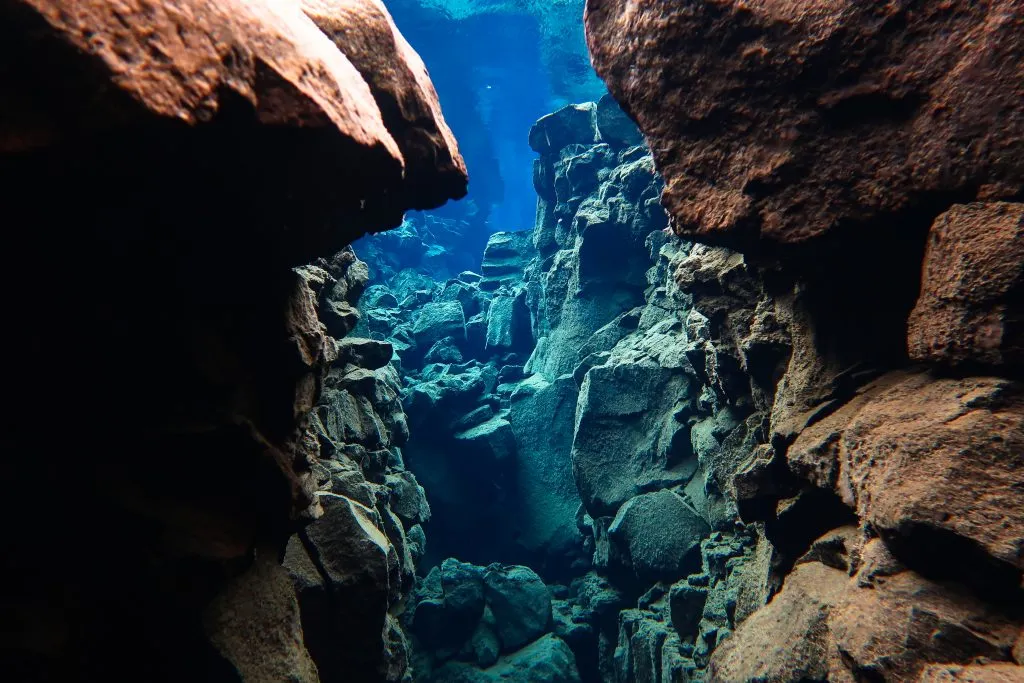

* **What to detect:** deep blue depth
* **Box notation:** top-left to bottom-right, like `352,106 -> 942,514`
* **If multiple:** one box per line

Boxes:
381,0 -> 605,247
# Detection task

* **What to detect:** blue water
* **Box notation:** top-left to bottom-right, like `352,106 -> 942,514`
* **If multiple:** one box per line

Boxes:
383,0 -> 606,241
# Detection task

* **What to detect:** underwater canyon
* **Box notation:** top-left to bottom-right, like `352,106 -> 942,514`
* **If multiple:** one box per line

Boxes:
0,1 -> 1022,682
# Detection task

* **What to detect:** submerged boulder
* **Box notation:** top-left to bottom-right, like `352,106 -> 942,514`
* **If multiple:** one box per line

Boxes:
483,564 -> 554,653
485,291 -> 532,352
529,103 -> 600,155
413,301 -> 467,347
595,93 -> 643,148
430,634 -> 582,683
608,490 -> 709,581
454,416 -> 517,467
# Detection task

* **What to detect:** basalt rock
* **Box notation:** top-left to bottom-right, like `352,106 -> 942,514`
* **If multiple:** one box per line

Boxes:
0,0 -> 465,680
585,0 -> 1024,252
908,202 -> 1024,370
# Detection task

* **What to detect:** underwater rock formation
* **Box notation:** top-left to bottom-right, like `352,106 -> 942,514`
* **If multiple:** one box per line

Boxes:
356,97 -> 790,681
0,1 -> 464,680
586,0 -> 1024,680
585,0 -> 1024,250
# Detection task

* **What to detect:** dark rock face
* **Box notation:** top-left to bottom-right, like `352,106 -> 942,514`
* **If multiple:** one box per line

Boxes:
585,1 -> 1024,680
585,0 -> 1024,251
0,1 -> 464,681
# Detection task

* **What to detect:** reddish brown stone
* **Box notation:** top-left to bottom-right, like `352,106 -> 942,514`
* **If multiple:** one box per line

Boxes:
585,0 -> 1024,250
787,371 -> 1024,572
908,202 -> 1024,369
918,664 -> 1024,682
301,0 -> 467,208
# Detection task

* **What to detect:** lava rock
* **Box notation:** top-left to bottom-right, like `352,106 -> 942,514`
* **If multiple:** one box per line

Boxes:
529,103 -> 599,154
430,634 -> 581,683
595,93 -> 643,148
585,0 -> 1024,247
413,301 -> 467,347
908,202 -> 1024,369
453,416 -> 517,467
608,490 -> 710,581
483,564 -> 554,652
335,337 -> 394,370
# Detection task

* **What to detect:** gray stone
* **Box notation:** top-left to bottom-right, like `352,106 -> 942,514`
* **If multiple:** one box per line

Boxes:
507,374 -> 586,562
361,284 -> 399,309
384,471 -> 431,527
454,415 -> 517,466
481,231 -> 535,291
413,301 -> 466,347
469,621 -> 501,668
571,361 -> 697,516
430,634 -> 581,683
669,582 -> 708,638
485,290 -> 531,352
439,280 -> 483,317
335,337 -> 394,370
529,102 -> 599,154
451,404 -> 496,431
608,490 -> 710,580
483,564 -> 553,652
424,336 -> 464,364
595,93 -> 644,148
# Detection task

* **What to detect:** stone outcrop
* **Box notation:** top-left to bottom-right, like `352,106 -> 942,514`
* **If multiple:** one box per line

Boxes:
585,0 -> 1024,251
908,202 -> 1024,369
0,1 -> 464,680
585,1 -> 1024,680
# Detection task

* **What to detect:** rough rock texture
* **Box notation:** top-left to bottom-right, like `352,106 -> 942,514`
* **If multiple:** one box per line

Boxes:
585,2 -> 1024,681
0,1 -> 464,680
405,560 -> 579,682
713,537 -> 1023,682
788,370 -> 1024,579
585,0 -> 1024,250
908,202 -> 1024,369
355,100 -> 785,680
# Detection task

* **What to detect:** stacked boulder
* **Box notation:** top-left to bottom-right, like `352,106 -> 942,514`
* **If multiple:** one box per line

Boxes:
406,560 -> 582,682
282,248 -> 434,682
357,96 -> 790,681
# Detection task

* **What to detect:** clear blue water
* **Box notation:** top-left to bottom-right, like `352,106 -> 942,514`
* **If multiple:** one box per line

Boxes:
383,0 -> 606,241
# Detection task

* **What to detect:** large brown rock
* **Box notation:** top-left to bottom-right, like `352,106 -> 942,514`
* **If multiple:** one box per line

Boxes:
919,664 -> 1024,682
908,202 -> 1024,369
585,0 -> 1024,250
301,0 -> 467,208
831,539 -> 1021,681
0,1 -> 464,680
708,561 -> 848,682
711,538 -> 1022,681
788,371 -> 1024,575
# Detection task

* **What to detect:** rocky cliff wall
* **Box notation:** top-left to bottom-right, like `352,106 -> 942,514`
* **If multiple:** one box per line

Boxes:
585,1 -> 1024,680
0,1 -> 464,681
